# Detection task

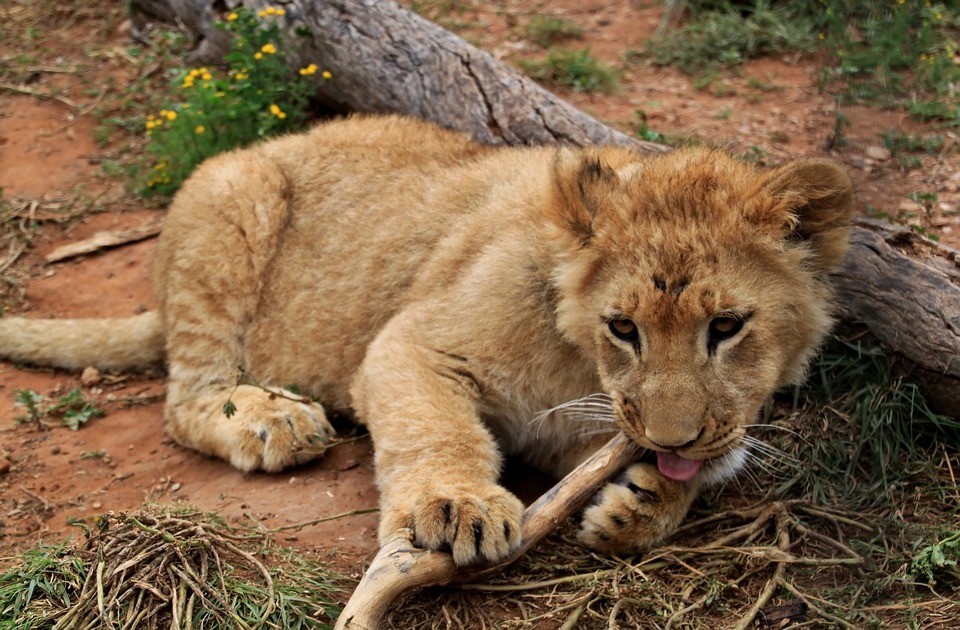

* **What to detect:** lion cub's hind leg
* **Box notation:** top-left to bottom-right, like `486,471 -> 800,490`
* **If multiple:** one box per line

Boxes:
157,156 -> 335,472
165,384 -> 333,472
578,463 -> 697,554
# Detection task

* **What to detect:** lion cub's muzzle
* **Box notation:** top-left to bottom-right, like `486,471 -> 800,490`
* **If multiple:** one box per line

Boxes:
611,392 -> 732,483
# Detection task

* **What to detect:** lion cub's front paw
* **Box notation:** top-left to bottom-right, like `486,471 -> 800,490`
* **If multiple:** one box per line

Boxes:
382,483 -> 524,566
578,463 -> 695,555
223,385 -> 335,472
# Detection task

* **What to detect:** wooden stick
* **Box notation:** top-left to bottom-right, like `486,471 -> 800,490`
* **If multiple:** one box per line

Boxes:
45,222 -> 163,263
335,433 -> 638,630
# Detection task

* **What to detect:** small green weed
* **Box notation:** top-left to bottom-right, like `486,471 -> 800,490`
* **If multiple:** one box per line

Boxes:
881,129 -> 944,156
139,7 -> 330,197
633,109 -> 664,143
746,75 -> 784,92
518,48 -> 619,94
13,389 -> 43,424
824,105 -> 850,149
525,15 -> 584,48
14,388 -> 105,431
908,99 -> 960,124
643,1 -> 817,73
911,529 -> 960,586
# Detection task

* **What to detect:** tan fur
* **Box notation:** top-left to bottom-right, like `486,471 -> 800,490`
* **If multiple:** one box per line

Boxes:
0,116 -> 853,564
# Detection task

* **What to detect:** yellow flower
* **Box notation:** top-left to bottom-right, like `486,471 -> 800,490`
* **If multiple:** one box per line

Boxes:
195,125 -> 205,134
261,43 -> 277,54
299,63 -> 318,76
276,8 -> 285,16
269,104 -> 286,119
254,52 -> 263,60
216,91 -> 225,97
201,71 -> 212,81
227,12 -> 238,21
322,70 -> 332,79
164,110 -> 177,121
235,71 -> 249,80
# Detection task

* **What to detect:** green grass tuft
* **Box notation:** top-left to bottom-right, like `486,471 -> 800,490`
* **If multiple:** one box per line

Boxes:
774,334 -> 960,510
517,48 -> 619,94
644,1 -> 817,73
525,15 -> 584,48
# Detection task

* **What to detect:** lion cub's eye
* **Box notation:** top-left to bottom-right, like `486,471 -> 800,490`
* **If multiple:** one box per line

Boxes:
608,318 -> 639,345
708,315 -> 744,350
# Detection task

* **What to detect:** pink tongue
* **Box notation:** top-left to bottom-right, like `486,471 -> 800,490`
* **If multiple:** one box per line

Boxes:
656,452 -> 703,482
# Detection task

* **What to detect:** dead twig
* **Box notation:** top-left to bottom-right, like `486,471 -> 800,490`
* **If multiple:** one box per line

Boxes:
0,82 -> 81,109
44,221 -> 163,263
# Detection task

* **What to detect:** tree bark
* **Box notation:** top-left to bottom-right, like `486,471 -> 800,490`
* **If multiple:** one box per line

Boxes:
129,0 -> 960,414
834,218 -> 960,412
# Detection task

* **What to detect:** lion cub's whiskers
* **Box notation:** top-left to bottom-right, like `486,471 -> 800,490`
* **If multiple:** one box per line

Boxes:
744,422 -> 810,445
739,434 -> 796,481
530,393 -> 616,438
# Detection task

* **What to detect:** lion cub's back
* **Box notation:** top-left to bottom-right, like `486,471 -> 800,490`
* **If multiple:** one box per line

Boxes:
160,116 -> 512,408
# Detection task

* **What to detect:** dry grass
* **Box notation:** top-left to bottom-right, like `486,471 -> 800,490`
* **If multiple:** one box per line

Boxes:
0,508 -> 344,629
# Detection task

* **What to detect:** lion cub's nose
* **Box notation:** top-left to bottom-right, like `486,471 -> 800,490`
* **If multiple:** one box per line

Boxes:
645,426 -> 704,450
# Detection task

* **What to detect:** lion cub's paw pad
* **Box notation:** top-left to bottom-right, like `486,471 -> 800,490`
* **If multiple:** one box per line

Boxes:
578,473 -> 671,554
226,386 -> 335,472
412,485 -> 523,566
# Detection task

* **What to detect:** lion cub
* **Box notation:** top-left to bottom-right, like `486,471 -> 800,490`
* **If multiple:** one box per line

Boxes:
0,116 -> 853,564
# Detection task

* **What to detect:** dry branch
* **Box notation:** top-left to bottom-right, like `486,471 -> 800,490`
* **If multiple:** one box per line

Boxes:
130,0 -> 960,414
44,221 -> 163,263
335,433 -> 638,630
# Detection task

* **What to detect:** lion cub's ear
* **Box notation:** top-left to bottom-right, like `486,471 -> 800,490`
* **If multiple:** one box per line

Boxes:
762,160 -> 855,273
547,150 -> 620,247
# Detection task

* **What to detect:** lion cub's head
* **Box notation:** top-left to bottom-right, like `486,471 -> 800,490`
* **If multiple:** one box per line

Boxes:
546,148 -> 853,484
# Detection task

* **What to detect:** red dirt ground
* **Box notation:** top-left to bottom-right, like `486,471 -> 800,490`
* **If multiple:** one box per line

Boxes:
1,0 -> 958,595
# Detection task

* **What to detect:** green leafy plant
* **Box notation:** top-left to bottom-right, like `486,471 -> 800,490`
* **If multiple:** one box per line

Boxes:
140,6 -> 330,197
13,389 -> 44,424
911,530 -> 960,585
518,48 -> 619,94
13,388 -> 105,430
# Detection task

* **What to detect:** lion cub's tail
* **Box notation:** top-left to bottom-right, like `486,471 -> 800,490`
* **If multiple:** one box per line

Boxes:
0,311 -> 164,371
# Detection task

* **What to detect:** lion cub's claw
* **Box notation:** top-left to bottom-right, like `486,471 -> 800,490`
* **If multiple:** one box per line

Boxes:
578,463 -> 691,555
408,484 -> 523,566
225,385 -> 335,473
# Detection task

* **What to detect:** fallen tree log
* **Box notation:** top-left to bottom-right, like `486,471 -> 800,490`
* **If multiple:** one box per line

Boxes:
130,0 -> 960,414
